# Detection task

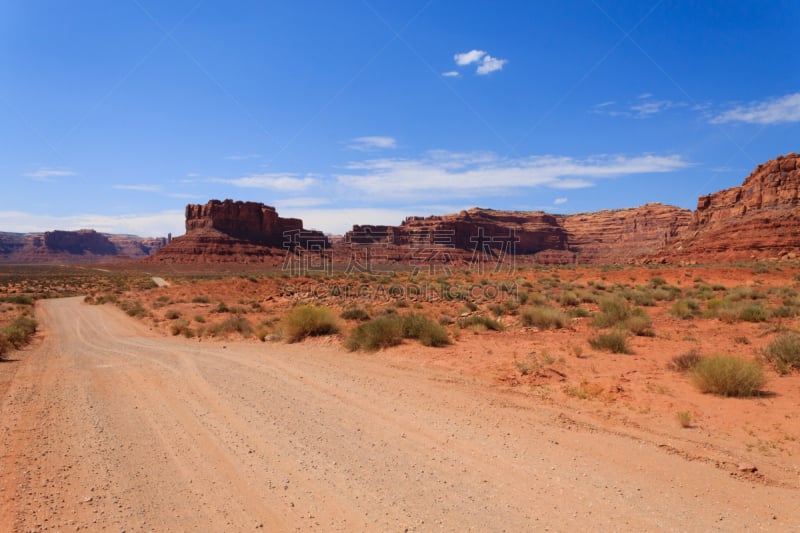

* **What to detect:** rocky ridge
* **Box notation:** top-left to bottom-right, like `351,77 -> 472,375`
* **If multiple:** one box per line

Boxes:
0,230 -> 165,263
653,153 -> 800,263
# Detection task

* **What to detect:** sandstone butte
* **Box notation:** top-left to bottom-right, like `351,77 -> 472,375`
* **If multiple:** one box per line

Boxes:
144,152 -> 800,266
148,199 -> 328,264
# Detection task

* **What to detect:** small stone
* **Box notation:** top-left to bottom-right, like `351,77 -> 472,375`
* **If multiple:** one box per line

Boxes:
737,463 -> 757,473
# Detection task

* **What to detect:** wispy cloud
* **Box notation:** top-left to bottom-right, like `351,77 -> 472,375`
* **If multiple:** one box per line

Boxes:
273,196 -> 332,208
0,210 -> 184,237
553,197 -> 568,205
23,168 -> 78,181
441,71 -> 460,78
336,151 -> 689,200
592,95 -> 685,119
113,184 -> 161,192
452,49 -> 508,75
710,92 -> 800,124
224,153 -> 261,161
211,173 -> 317,191
347,136 -> 398,151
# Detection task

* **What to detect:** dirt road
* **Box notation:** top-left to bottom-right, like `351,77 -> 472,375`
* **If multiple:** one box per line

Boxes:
1,297 -> 797,531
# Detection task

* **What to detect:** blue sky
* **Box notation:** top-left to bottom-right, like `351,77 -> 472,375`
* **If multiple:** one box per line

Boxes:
2,1 -> 799,237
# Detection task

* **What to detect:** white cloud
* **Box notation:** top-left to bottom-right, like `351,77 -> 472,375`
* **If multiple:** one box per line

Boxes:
113,184 -> 161,192
476,54 -> 507,75
441,71 -> 460,78
24,168 -> 77,181
553,197 -> 568,205
710,92 -> 800,124
224,153 -> 261,161
280,207 -> 415,235
454,49 -> 486,66
348,136 -> 398,151
593,95 -> 684,119
273,196 -> 332,208
0,210 -> 184,237
211,173 -> 317,192
166,192 -> 201,200
336,151 -> 690,200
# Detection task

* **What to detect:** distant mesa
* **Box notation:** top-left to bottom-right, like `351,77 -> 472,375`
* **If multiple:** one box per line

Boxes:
0,229 -> 166,263
3,153 -> 799,265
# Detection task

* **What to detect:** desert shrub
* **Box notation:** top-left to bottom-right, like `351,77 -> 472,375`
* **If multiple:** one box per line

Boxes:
771,306 -> 796,318
592,296 -> 629,328
589,331 -> 631,354
737,302 -> 768,323
520,306 -> 569,330
626,312 -> 655,337
191,295 -> 211,304
670,299 -> 701,320
669,349 -> 702,372
560,291 -> 580,306
0,316 -> 38,350
1,295 -> 34,305
341,307 -> 370,321
487,303 -> 504,317
169,318 -> 194,338
95,294 -> 118,305
194,314 -> 206,323
676,411 -> 692,428
691,356 -> 765,397
0,334 -> 10,360
763,333 -> 800,374
345,315 -> 404,352
207,315 -> 253,338
285,305 -> 339,343
727,286 -> 764,302
650,276 -> 667,287
567,307 -> 592,318
400,314 -> 450,347
164,309 -> 181,320
119,300 -> 147,318
628,289 -> 655,307
456,315 -> 504,331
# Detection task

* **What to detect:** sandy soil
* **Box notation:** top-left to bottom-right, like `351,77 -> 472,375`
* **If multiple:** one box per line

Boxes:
1,296 -> 798,531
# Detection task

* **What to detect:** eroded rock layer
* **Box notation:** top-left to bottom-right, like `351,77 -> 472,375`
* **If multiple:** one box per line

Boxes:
654,153 -> 800,263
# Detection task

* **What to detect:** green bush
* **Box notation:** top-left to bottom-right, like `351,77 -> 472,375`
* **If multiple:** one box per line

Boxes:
1,295 -> 34,305
670,299 -> 701,320
626,313 -> 655,337
0,315 -> 38,353
285,305 -> 339,343
589,331 -> 631,354
737,302 -> 768,323
520,306 -> 569,330
400,314 -> 450,347
345,315 -> 404,352
204,315 -> 254,338
592,296 -> 629,328
691,356 -> 765,397
764,333 -> 800,374
340,307 -> 370,321
560,291 -> 580,306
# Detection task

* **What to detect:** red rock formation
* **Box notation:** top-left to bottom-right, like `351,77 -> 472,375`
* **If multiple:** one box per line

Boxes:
340,205 -> 690,265
0,230 -> 165,263
560,204 -> 692,264
150,199 -> 327,264
654,153 -> 800,263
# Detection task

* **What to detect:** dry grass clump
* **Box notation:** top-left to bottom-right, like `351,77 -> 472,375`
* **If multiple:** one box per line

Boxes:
285,305 -> 339,343
592,296 -> 630,328
669,349 -> 702,372
670,299 -> 701,319
763,333 -> 800,374
691,355 -> 765,397
205,315 -> 254,339
345,315 -> 403,352
589,331 -> 631,354
346,313 -> 450,352
0,315 -> 38,359
340,307 -> 370,321
519,306 -> 570,330
457,315 -> 504,332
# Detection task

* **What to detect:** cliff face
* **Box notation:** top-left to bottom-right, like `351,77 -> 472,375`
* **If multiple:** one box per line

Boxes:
655,153 -> 800,262
150,199 -> 326,263
341,204 -> 691,265
44,230 -> 117,255
561,204 -> 692,264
